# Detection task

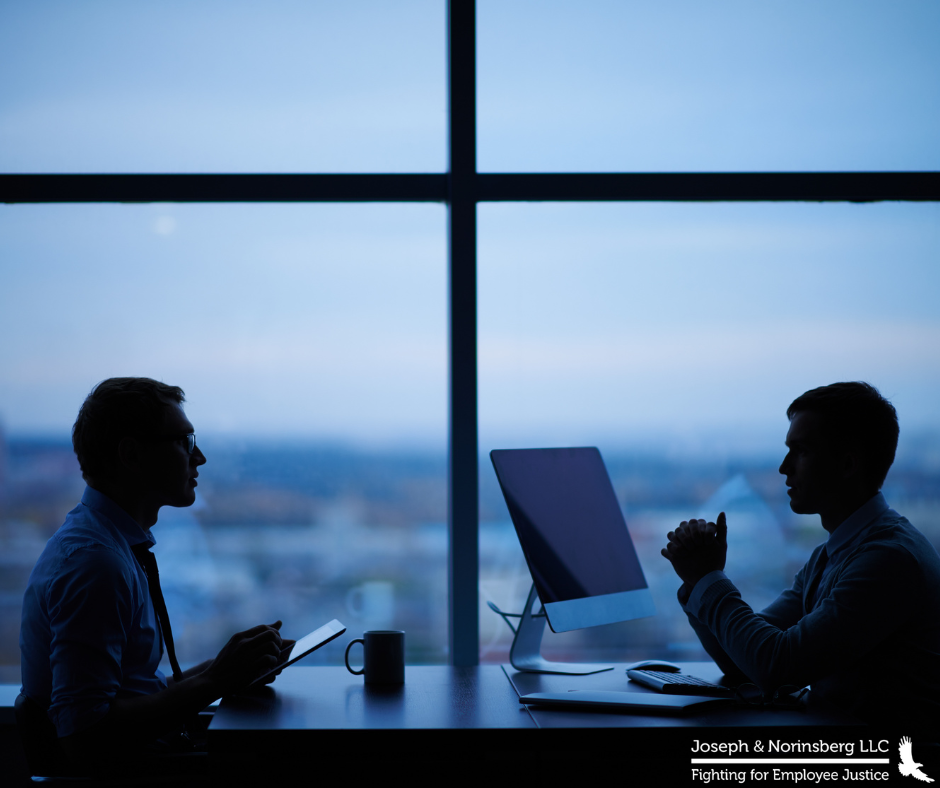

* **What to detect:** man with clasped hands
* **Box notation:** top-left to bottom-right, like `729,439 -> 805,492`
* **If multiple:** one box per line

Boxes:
20,377 -> 291,773
662,382 -> 940,726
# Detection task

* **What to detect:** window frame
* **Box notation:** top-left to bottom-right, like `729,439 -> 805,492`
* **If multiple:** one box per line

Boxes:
1,0 -> 938,666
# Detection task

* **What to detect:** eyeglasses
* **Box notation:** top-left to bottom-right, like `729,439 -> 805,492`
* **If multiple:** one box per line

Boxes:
138,432 -> 197,455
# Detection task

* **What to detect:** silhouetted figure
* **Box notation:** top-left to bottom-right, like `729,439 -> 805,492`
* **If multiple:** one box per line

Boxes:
662,382 -> 940,727
20,377 -> 290,775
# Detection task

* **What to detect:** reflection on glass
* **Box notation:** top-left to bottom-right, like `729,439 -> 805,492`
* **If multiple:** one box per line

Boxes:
478,201 -> 940,663
0,203 -> 447,675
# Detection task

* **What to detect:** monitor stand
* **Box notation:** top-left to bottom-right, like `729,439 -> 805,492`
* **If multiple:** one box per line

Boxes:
491,584 -> 614,675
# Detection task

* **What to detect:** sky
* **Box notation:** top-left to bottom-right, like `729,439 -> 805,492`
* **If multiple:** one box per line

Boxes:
1,1 -> 939,454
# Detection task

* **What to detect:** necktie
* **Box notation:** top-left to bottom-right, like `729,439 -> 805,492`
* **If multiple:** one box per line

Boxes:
804,547 -> 829,612
131,544 -> 184,682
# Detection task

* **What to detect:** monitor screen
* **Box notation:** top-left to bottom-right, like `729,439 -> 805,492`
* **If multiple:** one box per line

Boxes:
490,447 -> 655,633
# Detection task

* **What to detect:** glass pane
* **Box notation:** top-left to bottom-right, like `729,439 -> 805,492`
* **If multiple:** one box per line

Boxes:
479,0 -> 940,172
0,1 -> 445,173
478,201 -> 940,663
0,203 -> 447,677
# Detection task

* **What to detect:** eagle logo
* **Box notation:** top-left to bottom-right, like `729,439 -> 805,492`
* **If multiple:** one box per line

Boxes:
900,737 -> 934,783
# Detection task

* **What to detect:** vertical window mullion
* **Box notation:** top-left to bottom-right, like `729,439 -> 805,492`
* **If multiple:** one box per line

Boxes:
447,0 -> 479,666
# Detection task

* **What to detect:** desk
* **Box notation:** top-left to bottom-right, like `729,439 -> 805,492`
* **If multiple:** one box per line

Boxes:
209,666 -> 536,771
507,661 -> 860,729
211,665 -> 531,732
210,664 -> 865,776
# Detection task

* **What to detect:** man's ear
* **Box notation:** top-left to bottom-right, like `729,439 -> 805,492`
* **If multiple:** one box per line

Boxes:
116,437 -> 141,470
841,448 -> 862,480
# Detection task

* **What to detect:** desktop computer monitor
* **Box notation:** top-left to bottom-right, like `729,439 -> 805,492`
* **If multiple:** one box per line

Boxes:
490,447 -> 655,634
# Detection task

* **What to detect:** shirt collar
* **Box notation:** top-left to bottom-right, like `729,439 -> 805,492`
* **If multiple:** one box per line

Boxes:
825,491 -> 889,560
81,486 -> 156,548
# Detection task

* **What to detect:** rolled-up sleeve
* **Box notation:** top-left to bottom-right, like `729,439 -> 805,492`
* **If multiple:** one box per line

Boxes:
46,546 -> 136,737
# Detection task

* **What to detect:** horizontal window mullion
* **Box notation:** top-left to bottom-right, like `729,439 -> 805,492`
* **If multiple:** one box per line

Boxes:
0,174 -> 449,204
474,172 -> 940,202
3,172 -> 938,205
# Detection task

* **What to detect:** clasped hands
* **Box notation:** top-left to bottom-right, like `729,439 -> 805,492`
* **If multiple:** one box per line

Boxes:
661,512 -> 728,593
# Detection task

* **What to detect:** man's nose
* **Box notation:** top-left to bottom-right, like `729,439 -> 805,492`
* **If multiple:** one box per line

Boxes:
193,446 -> 207,466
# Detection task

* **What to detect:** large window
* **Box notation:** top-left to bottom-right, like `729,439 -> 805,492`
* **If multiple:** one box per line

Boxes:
1,1 -> 938,676
0,203 -> 448,671
477,201 -> 940,662
0,1 -> 446,173
478,0 -> 940,172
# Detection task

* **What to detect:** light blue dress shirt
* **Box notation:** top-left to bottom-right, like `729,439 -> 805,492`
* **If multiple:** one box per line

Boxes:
20,487 -> 168,738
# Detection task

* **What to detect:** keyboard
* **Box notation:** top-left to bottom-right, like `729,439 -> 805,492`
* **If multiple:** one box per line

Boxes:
627,669 -> 734,697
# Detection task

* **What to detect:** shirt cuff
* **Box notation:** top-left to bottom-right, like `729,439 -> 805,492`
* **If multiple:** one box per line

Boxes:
683,570 -> 730,617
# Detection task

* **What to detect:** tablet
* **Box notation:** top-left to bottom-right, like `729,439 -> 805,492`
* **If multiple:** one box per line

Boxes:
251,618 -> 347,685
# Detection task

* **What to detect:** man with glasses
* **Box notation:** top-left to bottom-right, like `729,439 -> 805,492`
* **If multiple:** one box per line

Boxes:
19,377 -> 289,774
662,382 -> 940,728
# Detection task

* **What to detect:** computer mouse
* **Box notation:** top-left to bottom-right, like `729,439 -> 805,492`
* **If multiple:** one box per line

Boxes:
624,660 -> 682,672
